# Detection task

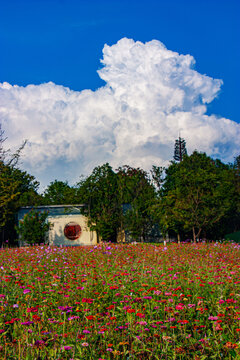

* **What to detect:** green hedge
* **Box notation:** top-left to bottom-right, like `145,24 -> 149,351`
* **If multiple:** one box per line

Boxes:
225,230 -> 240,243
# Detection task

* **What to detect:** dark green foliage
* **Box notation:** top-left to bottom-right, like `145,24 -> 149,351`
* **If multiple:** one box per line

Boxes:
0,124 -> 42,244
225,230 -> 240,243
150,165 -> 164,195
0,166 -> 42,245
154,151 -> 235,242
233,155 -> 240,213
117,166 -> 156,241
16,209 -> 51,245
43,180 -> 78,205
77,163 -> 121,241
77,164 -> 156,242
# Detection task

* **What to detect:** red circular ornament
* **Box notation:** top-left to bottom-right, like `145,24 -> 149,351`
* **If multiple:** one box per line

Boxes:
64,222 -> 82,240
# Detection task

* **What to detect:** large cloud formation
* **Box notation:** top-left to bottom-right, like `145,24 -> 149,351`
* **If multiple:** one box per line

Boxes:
0,38 -> 239,188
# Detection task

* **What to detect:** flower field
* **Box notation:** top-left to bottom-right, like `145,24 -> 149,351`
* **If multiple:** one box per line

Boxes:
0,242 -> 240,359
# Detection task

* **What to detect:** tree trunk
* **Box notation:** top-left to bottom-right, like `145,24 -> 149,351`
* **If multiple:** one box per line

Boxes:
97,232 -> 100,244
192,227 -> 196,243
177,233 -> 180,244
193,227 -> 202,243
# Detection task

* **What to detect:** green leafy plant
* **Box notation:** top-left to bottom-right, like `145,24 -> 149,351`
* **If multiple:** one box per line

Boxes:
16,209 -> 52,245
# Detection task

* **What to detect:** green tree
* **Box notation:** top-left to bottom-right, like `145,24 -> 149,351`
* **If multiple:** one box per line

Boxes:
152,193 -> 183,243
151,163 -> 183,242
0,164 -> 41,243
77,163 -> 121,241
214,155 -> 240,238
43,180 -> 78,205
154,151 -> 234,242
117,166 -> 156,242
16,209 -> 51,245
150,165 -> 165,195
0,124 -> 41,244
233,155 -> 240,214
0,125 -> 20,228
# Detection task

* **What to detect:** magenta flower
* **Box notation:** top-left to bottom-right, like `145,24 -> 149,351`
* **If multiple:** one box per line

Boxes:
34,340 -> 46,348
23,289 -> 31,294
58,306 -> 73,313
63,346 -> 72,350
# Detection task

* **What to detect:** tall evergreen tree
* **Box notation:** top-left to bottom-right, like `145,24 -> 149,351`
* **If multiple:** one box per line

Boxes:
174,136 -> 187,162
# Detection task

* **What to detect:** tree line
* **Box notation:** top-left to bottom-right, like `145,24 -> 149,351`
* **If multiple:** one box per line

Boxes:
1,125 -> 239,245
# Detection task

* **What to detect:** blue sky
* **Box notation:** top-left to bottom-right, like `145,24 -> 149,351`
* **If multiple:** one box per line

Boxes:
0,0 -> 239,188
1,0 -> 239,121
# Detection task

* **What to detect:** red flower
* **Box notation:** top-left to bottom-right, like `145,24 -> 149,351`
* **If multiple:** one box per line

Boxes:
82,298 -> 94,304
5,318 -> 20,324
27,307 -> 39,313
177,320 -> 189,324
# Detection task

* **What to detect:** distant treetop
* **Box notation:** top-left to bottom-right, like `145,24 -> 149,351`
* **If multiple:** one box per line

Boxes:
174,136 -> 187,162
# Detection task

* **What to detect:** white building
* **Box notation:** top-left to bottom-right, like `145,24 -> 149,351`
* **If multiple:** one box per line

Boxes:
17,205 -> 98,246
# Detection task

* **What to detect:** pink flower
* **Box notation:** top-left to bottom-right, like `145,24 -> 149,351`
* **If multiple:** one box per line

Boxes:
63,346 -> 72,350
23,289 -> 31,294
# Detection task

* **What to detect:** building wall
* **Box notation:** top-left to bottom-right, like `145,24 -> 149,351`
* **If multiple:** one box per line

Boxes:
17,205 -> 98,247
48,214 -> 98,246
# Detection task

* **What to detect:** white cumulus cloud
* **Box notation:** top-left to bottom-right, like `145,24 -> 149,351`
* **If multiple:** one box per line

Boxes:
0,38 -> 239,189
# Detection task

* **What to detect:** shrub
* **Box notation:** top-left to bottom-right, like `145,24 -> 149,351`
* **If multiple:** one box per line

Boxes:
16,209 -> 51,245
